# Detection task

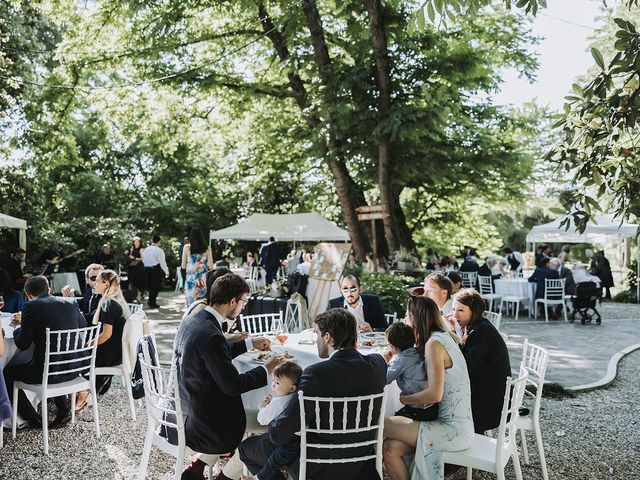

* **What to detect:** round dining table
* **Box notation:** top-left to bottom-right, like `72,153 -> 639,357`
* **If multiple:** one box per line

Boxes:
232,331 -> 403,417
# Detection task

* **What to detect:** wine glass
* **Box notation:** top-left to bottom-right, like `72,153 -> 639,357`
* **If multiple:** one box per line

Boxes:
275,320 -> 289,354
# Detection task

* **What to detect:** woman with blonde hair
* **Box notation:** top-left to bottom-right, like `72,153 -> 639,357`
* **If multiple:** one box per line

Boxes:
383,296 -> 473,480
76,269 -> 129,411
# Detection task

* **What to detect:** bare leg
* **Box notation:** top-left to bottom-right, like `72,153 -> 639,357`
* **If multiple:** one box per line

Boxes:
383,416 -> 421,480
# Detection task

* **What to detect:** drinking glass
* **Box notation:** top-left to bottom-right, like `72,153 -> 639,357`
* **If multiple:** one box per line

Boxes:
276,321 -> 289,354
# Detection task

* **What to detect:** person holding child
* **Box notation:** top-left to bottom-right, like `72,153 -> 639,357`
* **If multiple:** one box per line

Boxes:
383,296 -> 474,480
383,322 -> 438,421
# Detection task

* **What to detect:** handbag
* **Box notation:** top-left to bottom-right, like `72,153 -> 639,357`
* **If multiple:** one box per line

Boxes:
395,403 -> 439,421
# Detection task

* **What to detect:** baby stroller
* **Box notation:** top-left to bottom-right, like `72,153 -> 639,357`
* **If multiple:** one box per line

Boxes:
569,281 -> 602,325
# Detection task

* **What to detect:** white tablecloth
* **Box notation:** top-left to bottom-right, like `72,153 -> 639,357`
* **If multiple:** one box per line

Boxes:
494,278 -> 536,315
233,332 -> 402,416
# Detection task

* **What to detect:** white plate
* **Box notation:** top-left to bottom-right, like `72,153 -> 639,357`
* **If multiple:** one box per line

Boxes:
361,332 -> 386,338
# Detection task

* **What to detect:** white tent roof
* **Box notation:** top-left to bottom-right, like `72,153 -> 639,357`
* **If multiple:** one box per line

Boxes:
209,213 -> 350,242
526,214 -> 639,244
0,213 -> 27,230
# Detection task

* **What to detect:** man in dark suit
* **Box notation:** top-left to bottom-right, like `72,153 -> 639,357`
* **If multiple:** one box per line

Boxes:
239,308 -> 387,480
3,276 -> 86,428
175,273 -> 284,480
61,263 -> 104,323
327,274 -> 386,332
528,257 -> 560,317
260,236 -> 282,285
477,256 -> 501,290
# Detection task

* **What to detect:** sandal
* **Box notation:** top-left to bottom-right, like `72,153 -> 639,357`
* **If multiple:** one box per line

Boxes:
75,391 -> 89,413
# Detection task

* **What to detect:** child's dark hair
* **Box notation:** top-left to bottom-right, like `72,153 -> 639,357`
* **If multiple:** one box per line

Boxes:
385,322 -> 416,352
273,361 -> 303,386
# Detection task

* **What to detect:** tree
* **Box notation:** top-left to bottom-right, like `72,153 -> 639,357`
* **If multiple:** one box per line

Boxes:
546,1 -> 640,230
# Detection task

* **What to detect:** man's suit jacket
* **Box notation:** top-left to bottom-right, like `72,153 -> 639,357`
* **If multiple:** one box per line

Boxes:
461,318 -> 511,433
270,348 -> 387,480
260,242 -> 282,270
77,288 -> 102,324
174,308 -> 268,454
528,267 -> 560,299
460,259 -> 480,272
559,267 -> 576,295
477,264 -> 501,290
13,294 -> 87,382
327,294 -> 387,330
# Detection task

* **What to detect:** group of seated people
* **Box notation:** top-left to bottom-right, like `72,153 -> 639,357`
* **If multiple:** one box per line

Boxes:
175,271 -> 511,480
1,263 -> 131,429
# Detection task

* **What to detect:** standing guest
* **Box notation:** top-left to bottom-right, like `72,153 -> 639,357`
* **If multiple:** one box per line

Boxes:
3,276 -> 86,428
0,268 -> 25,313
383,296 -> 473,480
295,252 -> 313,276
327,274 -> 386,332
175,273 -> 281,480
260,236 -> 283,284
528,257 -> 560,316
95,244 -> 116,269
178,235 -> 190,285
240,308 -> 387,480
75,269 -> 130,411
61,263 -> 105,324
534,246 -> 546,268
502,246 -> 525,273
446,271 -> 463,295
450,289 -> 511,433
558,245 -> 571,263
181,228 -> 214,306
5,248 -> 31,290
423,272 -> 454,316
143,235 -> 169,309
125,236 -> 145,302
590,250 -> 614,299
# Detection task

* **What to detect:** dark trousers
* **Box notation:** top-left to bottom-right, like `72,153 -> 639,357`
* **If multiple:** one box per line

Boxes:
239,433 -> 299,480
265,267 -> 278,285
145,265 -> 162,305
3,364 -> 70,422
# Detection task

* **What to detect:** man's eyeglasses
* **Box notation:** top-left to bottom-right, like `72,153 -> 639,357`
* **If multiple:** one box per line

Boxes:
87,275 -> 98,282
341,286 -> 358,293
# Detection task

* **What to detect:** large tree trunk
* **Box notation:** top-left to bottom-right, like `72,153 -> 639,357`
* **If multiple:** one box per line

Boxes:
364,0 -> 400,253
299,0 -> 371,259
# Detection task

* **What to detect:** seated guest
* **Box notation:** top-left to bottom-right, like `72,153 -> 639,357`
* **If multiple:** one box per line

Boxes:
61,263 -> 105,323
528,257 -> 560,316
459,255 -> 480,272
446,271 -> 462,295
552,258 -> 575,295
448,255 -> 459,270
383,296 -> 473,479
5,248 -> 31,290
76,269 -> 130,410
216,254 -> 231,268
502,246 -> 525,273
0,327 -> 12,430
234,361 -> 303,480
450,289 -> 510,433
328,274 -> 386,332
175,273 -> 281,480
384,322 -> 437,421
3,276 -> 86,428
477,256 -> 502,289
423,272 -> 454,316
243,252 -> 259,268
0,268 -> 25,313
240,308 -> 387,480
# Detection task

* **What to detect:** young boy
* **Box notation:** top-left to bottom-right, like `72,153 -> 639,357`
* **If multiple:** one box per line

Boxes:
224,361 -> 302,480
385,322 -> 438,421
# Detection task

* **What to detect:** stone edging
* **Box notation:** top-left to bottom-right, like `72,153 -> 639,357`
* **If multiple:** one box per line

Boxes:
568,342 -> 640,392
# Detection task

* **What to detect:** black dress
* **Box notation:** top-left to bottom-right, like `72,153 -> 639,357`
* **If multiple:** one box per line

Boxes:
95,299 -> 126,368
126,247 -> 145,293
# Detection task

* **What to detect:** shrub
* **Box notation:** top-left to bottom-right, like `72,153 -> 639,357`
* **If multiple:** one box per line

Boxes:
359,272 -> 410,316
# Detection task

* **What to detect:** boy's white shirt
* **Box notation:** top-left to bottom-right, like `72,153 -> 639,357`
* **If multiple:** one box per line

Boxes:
257,393 -> 294,425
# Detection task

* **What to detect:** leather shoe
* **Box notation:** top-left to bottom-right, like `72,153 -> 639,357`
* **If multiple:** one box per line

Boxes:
181,458 -> 206,480
49,411 -> 71,429
26,418 -> 43,430
148,303 -> 160,309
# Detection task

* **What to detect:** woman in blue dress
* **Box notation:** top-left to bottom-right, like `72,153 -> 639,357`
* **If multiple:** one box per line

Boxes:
181,228 -> 214,306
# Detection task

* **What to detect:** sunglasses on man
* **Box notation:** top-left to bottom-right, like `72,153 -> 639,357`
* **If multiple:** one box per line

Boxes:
341,286 -> 358,293
87,275 -> 98,282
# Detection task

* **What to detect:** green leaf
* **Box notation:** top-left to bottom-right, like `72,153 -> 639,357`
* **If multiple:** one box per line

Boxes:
591,47 -> 605,70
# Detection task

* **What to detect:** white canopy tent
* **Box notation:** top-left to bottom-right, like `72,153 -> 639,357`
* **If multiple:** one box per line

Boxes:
209,213 -> 350,243
0,213 -> 27,250
526,213 -> 640,302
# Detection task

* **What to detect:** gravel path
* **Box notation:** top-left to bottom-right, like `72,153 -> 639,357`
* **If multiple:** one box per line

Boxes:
2,351 -> 639,479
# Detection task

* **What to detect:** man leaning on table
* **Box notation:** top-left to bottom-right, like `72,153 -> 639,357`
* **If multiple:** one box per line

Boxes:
239,308 -> 388,480
175,273 -> 285,480
3,276 -> 86,429
327,274 -> 387,332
